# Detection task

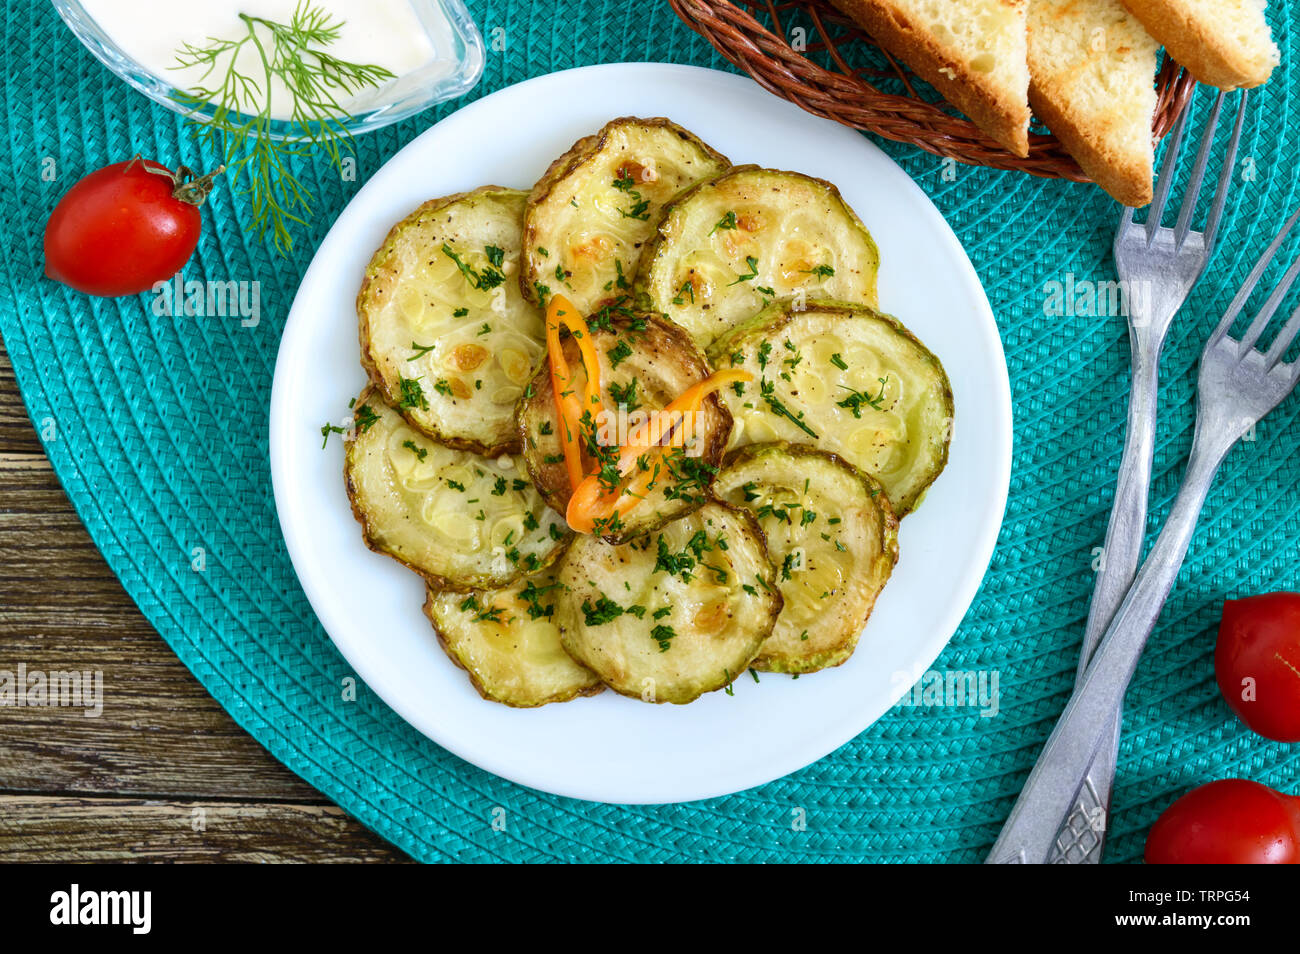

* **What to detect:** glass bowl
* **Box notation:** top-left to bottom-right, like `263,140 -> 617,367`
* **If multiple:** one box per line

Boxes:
51,0 -> 486,139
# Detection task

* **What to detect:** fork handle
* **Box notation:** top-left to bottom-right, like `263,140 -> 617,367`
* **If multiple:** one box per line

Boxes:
1047,336 -> 1162,861
987,439 -> 1226,864
1083,339 -> 1162,676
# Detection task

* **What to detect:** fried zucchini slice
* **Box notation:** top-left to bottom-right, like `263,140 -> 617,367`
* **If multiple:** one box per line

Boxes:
637,166 -> 880,347
707,300 -> 952,516
517,308 -> 732,542
358,187 -> 544,456
713,443 -> 899,673
345,390 -> 568,589
555,502 -> 782,704
423,568 -> 603,707
522,118 -> 730,314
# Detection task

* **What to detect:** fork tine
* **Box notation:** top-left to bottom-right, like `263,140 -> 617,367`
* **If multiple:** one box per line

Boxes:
1211,207 -> 1300,345
1235,253 -> 1300,354
1202,91 -> 1248,252
1146,98 -> 1191,243
1263,302 -> 1300,370
1115,205 -> 1136,247
1173,92 -> 1225,249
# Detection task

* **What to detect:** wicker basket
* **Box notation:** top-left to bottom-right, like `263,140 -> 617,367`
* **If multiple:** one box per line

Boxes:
670,0 -> 1196,182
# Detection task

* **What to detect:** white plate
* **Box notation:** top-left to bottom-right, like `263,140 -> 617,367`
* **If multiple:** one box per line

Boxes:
270,63 -> 1012,804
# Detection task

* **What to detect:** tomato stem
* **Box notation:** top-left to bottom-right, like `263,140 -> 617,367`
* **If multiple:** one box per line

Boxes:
169,165 -> 226,207
127,154 -> 225,207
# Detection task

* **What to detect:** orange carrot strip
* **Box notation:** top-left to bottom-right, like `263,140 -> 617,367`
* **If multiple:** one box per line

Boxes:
566,369 -> 751,533
545,294 -> 604,493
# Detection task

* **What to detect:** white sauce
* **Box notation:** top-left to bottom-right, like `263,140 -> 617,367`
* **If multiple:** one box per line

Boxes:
80,0 -> 448,119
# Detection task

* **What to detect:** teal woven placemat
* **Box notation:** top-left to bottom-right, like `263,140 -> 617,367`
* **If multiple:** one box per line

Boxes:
2,0 -> 1298,863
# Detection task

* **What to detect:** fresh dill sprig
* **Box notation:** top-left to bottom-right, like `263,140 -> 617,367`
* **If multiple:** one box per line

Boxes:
171,1 -> 395,253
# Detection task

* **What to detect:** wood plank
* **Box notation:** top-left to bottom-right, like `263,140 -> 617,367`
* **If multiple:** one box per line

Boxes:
0,795 -> 410,863
0,337 -> 408,861
0,341 -> 43,455
0,453 -> 332,802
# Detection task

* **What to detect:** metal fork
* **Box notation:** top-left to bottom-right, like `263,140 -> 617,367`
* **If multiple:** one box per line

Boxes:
988,206 -> 1300,864
1042,90 -> 1249,864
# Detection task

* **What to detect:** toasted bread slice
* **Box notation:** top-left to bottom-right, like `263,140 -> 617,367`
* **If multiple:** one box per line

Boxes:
832,0 -> 1032,157
1027,0 -> 1159,206
1120,0 -> 1278,88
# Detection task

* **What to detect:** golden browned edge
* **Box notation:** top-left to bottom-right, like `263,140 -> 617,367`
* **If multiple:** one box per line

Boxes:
355,186 -> 530,457
518,133 -> 599,308
1026,83 -> 1153,207
635,164 -> 883,324
708,298 -> 954,516
516,312 -> 734,543
420,580 -> 605,708
1121,0 -> 1275,89
342,385 -> 458,590
515,364 -> 572,519
830,0 -> 1031,158
519,116 -> 732,306
343,385 -> 567,592
720,441 -> 901,674
558,500 -> 784,704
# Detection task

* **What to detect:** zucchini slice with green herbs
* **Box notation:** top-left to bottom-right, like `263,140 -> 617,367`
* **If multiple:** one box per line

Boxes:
637,166 -> 880,347
517,308 -> 732,542
713,443 -> 899,673
707,300 -> 952,516
345,390 -> 568,589
555,501 -> 782,704
522,117 -> 730,314
423,566 -> 603,707
358,187 -> 544,456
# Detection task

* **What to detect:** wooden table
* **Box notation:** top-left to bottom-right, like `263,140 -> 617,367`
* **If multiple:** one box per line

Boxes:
0,339 -> 408,862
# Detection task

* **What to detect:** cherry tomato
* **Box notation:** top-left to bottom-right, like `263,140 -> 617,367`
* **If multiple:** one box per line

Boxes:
44,158 -> 221,297
1216,592 -> 1300,742
1146,779 -> 1300,864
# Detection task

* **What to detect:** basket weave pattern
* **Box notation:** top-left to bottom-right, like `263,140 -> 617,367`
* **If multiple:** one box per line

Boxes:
670,0 -> 1197,180
4,0 -> 1296,865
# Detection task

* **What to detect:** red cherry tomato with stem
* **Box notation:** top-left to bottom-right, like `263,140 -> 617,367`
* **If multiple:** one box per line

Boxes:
1146,779 -> 1300,864
1216,592 -> 1300,742
44,156 -> 222,297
